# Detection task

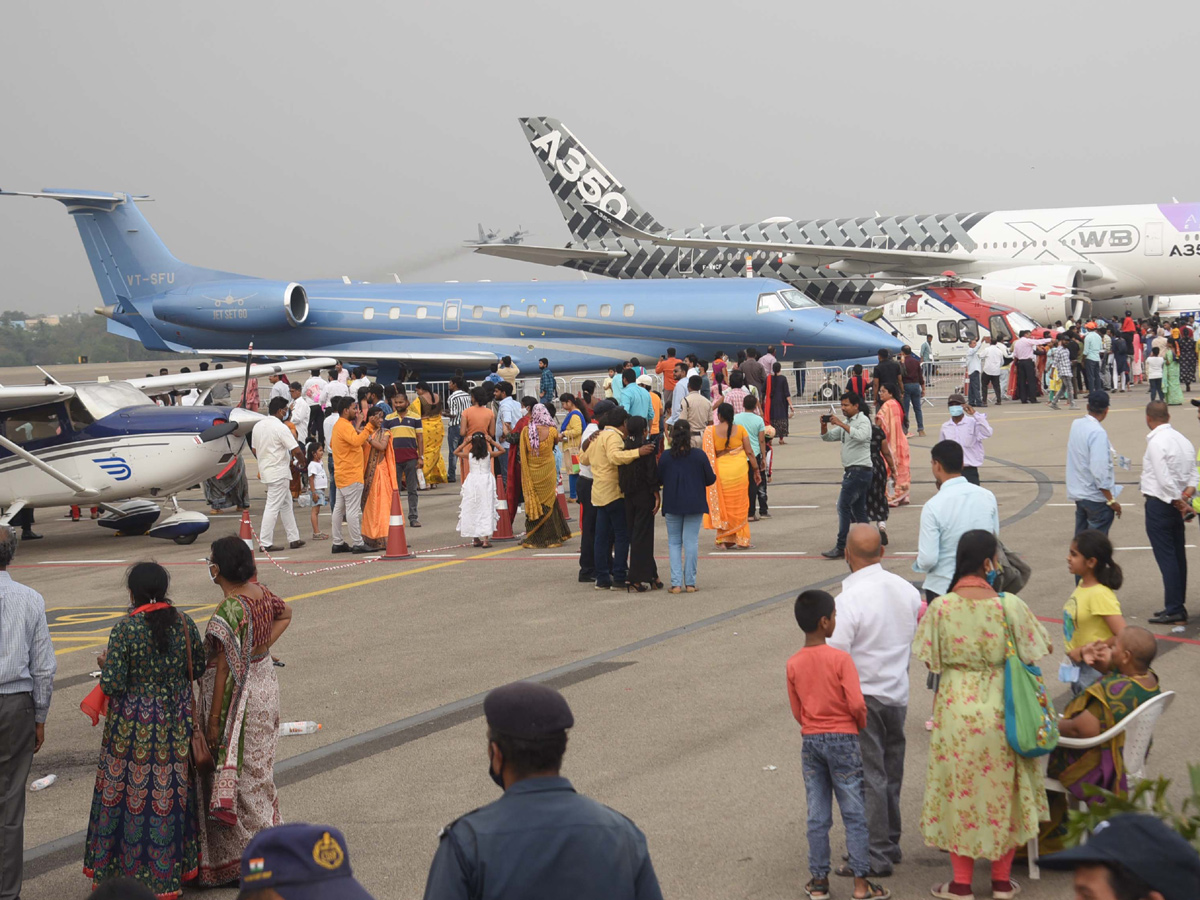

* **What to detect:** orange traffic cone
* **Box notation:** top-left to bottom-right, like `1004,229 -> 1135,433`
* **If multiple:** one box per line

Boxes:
382,489 -> 415,560
239,510 -> 254,552
491,476 -> 517,543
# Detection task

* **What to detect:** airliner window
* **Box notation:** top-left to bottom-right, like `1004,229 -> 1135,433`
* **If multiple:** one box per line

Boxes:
937,320 -> 959,343
389,308 -> 401,320
757,293 -> 785,314
576,305 -> 587,318
499,306 -> 510,318
472,306 -> 483,319
990,315 -> 1012,342
2,404 -> 62,446
623,304 -> 635,317
363,307 -> 375,320
959,320 -> 979,342
779,289 -> 818,309
553,305 -> 565,318
600,304 -> 611,318
527,306 -> 538,319
416,307 -> 428,319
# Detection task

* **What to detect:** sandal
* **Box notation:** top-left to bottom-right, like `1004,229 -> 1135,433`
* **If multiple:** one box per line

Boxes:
312,532 -> 329,540
930,883 -> 974,900
685,586 -> 698,593
855,882 -> 891,900
805,878 -> 831,900
473,539 -> 483,547
481,541 -> 492,548
668,586 -> 682,594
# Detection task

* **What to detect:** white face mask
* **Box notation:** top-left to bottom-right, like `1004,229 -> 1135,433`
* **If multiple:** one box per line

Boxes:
208,564 -> 220,585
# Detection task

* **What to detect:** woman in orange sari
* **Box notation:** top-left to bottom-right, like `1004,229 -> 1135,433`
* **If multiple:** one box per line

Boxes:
876,382 -> 911,507
703,401 -> 761,549
360,404 -> 398,550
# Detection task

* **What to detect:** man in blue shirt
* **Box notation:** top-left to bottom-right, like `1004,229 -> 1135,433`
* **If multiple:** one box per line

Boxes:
492,381 -> 524,488
423,681 -> 662,900
913,440 -> 1001,600
1065,390 -> 1121,535
538,357 -> 556,406
611,368 -> 652,421
1083,327 -> 1104,392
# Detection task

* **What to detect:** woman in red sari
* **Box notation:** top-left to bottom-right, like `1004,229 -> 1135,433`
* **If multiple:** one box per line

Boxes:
876,381 -> 911,506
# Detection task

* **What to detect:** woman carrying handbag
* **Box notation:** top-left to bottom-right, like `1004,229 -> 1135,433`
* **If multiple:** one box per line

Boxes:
83,563 -> 205,900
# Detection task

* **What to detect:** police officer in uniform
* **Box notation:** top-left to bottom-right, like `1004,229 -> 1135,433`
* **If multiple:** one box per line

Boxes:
422,681 -> 663,900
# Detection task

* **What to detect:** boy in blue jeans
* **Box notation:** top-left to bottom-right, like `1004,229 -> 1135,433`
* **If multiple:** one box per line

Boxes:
786,590 -> 888,900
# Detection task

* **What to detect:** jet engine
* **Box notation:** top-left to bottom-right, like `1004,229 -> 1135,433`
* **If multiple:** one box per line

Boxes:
974,265 -> 1089,325
152,280 -> 308,331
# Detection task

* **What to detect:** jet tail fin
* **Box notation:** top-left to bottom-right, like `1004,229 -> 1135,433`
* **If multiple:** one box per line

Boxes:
0,189 -> 234,306
518,116 -> 666,243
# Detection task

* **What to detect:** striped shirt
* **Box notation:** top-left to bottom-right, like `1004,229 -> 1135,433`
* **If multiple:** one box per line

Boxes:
445,390 -> 471,428
386,397 -> 423,463
0,571 -> 56,723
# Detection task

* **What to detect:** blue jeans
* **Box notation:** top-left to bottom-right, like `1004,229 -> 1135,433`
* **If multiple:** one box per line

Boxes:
594,499 -> 629,586
1085,359 -> 1101,392
967,371 -> 982,407
836,467 -> 874,550
1074,498 -> 1115,536
1145,495 -> 1188,618
446,424 -> 462,482
665,513 -> 703,587
802,733 -> 870,879
901,382 -> 923,431
1149,378 -> 1164,402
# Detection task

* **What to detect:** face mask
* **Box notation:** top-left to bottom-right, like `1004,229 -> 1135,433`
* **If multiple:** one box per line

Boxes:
948,405 -> 964,417
208,565 -> 220,585
985,567 -> 999,587
487,745 -> 505,789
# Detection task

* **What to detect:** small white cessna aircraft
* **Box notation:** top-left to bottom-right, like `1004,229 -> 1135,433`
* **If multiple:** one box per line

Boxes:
0,358 -> 332,542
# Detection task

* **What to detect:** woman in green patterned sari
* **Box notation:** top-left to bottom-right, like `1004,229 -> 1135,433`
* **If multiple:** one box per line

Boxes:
195,536 -> 292,886
1036,626 -> 1161,854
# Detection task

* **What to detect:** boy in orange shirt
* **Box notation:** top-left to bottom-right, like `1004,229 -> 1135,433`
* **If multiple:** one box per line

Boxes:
786,590 -> 887,900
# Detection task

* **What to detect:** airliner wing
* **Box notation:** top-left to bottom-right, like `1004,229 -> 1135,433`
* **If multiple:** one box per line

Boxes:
585,205 -> 980,274
472,243 -> 628,266
0,385 -> 77,412
125,358 -> 336,393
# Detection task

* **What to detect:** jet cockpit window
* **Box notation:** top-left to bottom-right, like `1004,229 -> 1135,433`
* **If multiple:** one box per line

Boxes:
778,289 -> 818,309
989,315 -> 1012,342
757,292 -> 786,314
937,320 -> 959,343
958,319 -> 980,342
1,404 -> 62,446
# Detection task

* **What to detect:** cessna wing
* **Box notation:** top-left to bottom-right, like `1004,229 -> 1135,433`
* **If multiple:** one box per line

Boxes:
585,205 -> 992,276
0,385 -> 77,413
124,357 -> 336,394
471,242 -> 628,266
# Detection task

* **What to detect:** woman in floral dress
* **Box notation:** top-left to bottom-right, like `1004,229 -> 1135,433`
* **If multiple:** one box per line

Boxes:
913,529 -> 1051,899
196,536 -> 292,886
84,563 -> 204,899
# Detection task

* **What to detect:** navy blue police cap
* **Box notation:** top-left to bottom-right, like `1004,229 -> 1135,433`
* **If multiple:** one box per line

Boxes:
237,823 -> 374,900
484,681 -> 574,739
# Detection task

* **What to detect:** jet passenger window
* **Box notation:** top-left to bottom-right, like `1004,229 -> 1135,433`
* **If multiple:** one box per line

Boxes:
600,304 -> 611,318
2,404 -> 62,446
576,305 -> 588,318
363,308 -> 375,320
472,306 -> 483,319
526,306 -> 538,318
389,308 -> 401,320
500,306 -> 510,318
623,304 -> 635,317
553,305 -> 565,318
937,320 -> 959,343
416,307 -> 428,319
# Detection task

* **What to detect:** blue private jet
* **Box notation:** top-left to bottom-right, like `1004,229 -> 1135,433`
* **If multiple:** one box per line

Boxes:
2,190 -> 898,381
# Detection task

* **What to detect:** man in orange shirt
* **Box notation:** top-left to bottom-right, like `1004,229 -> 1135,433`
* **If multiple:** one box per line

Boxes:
655,348 -> 683,393
330,402 -> 382,553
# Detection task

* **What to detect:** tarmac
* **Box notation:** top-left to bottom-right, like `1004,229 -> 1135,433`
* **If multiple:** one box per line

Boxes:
14,376 -> 1200,900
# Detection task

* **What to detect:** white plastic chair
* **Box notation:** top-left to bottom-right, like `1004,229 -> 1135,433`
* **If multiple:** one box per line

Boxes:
1026,690 -> 1175,879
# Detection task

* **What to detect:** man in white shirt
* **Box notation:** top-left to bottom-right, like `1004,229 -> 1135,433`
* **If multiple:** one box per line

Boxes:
964,337 -> 983,407
980,338 -> 1009,406
301,368 -> 326,444
348,366 -> 371,398
828,523 -> 921,879
1141,400 -> 1198,624
323,396 -> 341,507
268,374 -> 291,403
251,397 -> 304,551
320,371 -> 349,409
287,382 -> 310,440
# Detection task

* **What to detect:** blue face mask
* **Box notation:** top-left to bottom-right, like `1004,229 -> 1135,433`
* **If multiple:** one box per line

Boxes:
985,567 -> 999,587
948,405 -> 965,418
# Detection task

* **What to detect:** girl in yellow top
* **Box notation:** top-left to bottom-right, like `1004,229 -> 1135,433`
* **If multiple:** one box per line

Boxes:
1064,529 -> 1127,692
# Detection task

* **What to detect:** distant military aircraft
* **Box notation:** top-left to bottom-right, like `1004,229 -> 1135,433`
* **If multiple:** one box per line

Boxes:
0,359 -> 330,540
1,190 -> 897,383
467,224 -> 531,245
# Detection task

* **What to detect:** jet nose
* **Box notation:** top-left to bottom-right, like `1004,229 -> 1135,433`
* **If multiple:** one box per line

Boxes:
799,308 -> 903,359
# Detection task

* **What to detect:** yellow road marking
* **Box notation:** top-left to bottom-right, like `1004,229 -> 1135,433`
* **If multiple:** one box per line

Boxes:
52,544 -> 524,657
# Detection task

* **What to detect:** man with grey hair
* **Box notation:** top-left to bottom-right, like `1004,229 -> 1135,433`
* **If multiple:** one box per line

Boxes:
0,524 -> 54,900
828,523 -> 921,879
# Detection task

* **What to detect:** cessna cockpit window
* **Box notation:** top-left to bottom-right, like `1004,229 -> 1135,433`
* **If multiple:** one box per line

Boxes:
67,397 -> 95,430
2,404 -> 62,446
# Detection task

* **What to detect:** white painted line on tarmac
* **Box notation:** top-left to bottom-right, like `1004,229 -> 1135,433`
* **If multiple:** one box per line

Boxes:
414,554 -> 456,558
1049,502 -> 1139,507
1114,545 -> 1197,551
770,505 -> 820,509
38,559 -> 126,565
707,551 -> 808,556
532,553 -> 579,557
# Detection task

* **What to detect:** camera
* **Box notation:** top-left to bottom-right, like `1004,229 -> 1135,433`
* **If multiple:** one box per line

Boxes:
820,414 -> 832,424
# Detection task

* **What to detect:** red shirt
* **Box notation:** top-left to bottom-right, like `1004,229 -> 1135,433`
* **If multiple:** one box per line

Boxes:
786,644 -> 867,735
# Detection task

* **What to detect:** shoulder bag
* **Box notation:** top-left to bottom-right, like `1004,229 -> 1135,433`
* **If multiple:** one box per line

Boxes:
1000,594 -> 1058,757
994,540 -> 1031,594
184,621 -> 215,775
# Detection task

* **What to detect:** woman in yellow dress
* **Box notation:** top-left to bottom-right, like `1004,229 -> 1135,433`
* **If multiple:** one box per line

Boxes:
421,399 -> 448,486
702,402 -> 761,549
520,404 -> 571,548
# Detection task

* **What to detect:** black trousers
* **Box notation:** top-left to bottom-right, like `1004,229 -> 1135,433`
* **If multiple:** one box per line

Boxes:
1016,358 -> 1039,402
0,692 -> 34,900
983,373 -> 1003,403
308,404 -> 324,446
577,476 -> 598,579
625,491 -> 658,586
962,466 -> 980,485
748,454 -> 768,516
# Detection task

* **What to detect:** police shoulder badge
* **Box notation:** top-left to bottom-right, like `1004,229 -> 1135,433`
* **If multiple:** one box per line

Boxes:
313,832 -> 345,870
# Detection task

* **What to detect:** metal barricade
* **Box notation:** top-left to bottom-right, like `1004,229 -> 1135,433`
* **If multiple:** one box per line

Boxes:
792,366 -> 847,408
922,362 -> 969,401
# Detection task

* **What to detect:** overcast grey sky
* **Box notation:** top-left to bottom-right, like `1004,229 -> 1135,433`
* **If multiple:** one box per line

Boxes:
2,1 -> 1196,314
